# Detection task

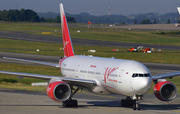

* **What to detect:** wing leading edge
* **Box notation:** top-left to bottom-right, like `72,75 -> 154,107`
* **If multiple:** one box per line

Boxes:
0,70 -> 97,90
152,71 -> 180,80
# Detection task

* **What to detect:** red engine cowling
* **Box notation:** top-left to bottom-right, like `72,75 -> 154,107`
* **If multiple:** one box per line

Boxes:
47,81 -> 71,102
153,81 -> 177,101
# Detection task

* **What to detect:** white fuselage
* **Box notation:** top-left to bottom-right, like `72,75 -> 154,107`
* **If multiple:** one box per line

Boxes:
60,55 -> 152,96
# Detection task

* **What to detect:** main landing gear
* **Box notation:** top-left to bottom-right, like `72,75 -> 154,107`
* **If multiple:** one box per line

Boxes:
62,87 -> 82,107
121,95 -> 142,110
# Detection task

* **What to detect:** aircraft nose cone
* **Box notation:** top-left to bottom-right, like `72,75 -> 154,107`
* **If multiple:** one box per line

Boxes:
131,77 -> 152,95
138,78 -> 151,94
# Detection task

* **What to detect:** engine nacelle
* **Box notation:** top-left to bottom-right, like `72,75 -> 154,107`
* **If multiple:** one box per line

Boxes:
153,81 -> 177,101
47,81 -> 71,102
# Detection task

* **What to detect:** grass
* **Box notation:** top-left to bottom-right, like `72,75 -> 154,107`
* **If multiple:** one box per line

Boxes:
0,22 -> 180,46
34,29 -> 180,46
0,22 -> 61,32
0,22 -> 180,94
1,38 -> 180,64
0,63 -> 61,92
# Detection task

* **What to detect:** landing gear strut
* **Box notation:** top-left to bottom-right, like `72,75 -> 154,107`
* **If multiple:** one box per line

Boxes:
62,87 -> 82,107
132,95 -> 142,110
133,102 -> 141,110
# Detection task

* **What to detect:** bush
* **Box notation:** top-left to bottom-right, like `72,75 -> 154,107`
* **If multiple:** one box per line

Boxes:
0,78 -> 18,83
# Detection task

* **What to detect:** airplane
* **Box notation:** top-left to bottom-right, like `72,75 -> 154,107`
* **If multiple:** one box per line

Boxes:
0,3 -> 180,110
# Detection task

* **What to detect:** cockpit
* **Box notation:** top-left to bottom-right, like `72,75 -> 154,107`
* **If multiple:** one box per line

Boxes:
132,73 -> 151,78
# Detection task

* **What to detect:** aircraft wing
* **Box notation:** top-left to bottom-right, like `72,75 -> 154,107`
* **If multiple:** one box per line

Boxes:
152,71 -> 180,80
0,70 -> 97,90
3,57 -> 60,68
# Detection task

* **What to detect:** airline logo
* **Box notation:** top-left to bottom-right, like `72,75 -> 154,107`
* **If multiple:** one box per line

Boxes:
90,65 -> 96,68
60,4 -> 74,57
104,67 -> 119,83
63,41 -> 69,49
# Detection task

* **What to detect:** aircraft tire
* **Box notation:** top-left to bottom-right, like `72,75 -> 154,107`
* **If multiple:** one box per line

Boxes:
62,99 -> 78,107
133,103 -> 141,110
121,99 -> 135,107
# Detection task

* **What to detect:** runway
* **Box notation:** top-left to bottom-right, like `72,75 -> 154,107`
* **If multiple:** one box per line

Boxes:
0,31 -> 180,50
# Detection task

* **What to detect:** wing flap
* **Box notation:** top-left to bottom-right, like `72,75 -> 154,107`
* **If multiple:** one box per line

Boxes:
152,71 -> 180,80
62,78 -> 97,90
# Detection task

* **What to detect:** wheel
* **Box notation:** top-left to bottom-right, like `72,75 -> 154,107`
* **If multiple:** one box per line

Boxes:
121,99 -> 136,107
133,103 -> 141,110
137,104 -> 141,110
70,100 -> 78,107
133,104 -> 136,110
121,99 -> 128,107
62,99 -> 78,107
62,100 -> 71,107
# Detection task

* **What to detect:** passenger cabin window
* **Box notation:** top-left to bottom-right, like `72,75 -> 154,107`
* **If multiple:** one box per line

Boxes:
109,74 -> 118,77
88,71 -> 94,74
80,70 -> 87,73
63,68 -> 75,72
95,72 -> 101,75
132,73 -> 150,78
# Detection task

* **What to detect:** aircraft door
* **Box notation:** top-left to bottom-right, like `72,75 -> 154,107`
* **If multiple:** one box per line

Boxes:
119,70 -> 123,83
75,64 -> 80,78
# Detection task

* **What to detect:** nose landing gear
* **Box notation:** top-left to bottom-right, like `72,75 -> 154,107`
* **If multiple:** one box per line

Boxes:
133,101 -> 141,110
133,95 -> 143,110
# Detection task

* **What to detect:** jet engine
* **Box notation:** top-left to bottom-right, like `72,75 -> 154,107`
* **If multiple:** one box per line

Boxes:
153,81 -> 177,101
47,81 -> 71,102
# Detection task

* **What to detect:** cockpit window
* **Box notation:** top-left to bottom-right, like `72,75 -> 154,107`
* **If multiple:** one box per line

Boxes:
139,74 -> 143,77
144,73 -> 150,77
132,73 -> 150,78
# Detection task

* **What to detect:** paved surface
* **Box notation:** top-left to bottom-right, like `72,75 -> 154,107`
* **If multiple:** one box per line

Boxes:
0,88 -> 180,114
108,24 -> 180,31
1,30 -> 180,50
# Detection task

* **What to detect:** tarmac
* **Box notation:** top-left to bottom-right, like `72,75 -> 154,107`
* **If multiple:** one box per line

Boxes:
1,25 -> 180,50
0,88 -> 180,114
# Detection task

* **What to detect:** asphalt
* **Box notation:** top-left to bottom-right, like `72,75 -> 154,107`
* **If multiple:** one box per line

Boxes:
1,30 -> 180,50
0,88 -> 180,114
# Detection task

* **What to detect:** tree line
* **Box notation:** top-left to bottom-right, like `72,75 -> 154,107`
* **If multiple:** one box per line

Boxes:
0,9 -> 39,22
39,16 -> 76,23
1,9 -> 179,24
0,9 -> 76,23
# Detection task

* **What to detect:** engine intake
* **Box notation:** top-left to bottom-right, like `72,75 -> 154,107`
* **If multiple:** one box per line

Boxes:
47,81 -> 71,102
153,81 -> 177,101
